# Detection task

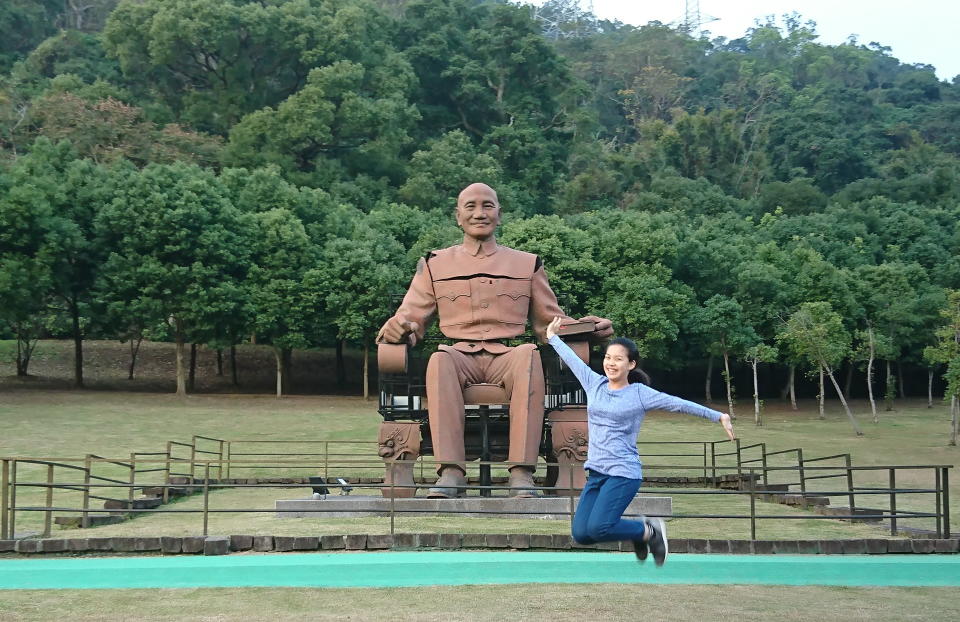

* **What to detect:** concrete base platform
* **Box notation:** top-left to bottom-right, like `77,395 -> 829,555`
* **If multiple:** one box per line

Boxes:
276,495 -> 671,520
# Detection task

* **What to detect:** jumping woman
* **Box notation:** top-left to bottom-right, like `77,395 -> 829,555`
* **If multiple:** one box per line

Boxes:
546,317 -> 736,566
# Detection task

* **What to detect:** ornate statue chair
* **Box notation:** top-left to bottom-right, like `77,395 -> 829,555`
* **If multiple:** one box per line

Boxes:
376,329 -> 594,498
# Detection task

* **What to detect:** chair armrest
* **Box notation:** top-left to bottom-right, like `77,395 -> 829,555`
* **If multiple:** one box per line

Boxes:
378,343 -> 409,374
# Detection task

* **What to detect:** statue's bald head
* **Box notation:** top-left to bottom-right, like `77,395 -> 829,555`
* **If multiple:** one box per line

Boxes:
455,183 -> 501,240
457,183 -> 499,207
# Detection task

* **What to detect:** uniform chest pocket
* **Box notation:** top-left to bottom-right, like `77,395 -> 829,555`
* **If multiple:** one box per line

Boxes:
495,279 -> 531,326
434,280 -> 472,326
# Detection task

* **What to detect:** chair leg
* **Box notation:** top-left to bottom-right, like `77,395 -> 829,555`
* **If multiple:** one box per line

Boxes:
479,406 -> 491,497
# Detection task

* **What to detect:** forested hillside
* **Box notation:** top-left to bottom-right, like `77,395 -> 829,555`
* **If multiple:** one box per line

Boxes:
1,1 -> 958,418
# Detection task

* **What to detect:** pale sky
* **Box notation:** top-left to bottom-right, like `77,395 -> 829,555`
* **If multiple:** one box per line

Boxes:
527,1 -> 960,81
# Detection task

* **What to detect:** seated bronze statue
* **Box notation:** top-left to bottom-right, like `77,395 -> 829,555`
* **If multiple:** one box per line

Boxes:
376,183 -> 612,497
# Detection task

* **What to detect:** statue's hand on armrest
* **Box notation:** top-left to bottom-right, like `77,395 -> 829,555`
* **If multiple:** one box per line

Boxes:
578,315 -> 613,340
376,316 -> 420,347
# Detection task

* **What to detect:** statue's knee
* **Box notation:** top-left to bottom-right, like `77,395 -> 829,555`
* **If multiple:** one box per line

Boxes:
427,351 -> 453,372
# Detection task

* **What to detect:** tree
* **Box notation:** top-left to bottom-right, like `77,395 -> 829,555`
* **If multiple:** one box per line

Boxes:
94,162 -> 251,395
248,208 -> 319,397
924,290 -> 960,446
687,295 -> 758,418
744,342 -> 777,426
778,302 -> 863,436
318,224 -> 405,399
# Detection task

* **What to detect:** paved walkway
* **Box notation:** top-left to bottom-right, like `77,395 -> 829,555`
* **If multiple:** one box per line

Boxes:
2,552 -> 959,590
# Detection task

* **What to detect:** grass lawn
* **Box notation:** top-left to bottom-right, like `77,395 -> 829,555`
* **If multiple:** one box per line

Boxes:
1,355 -> 958,621
1,387 -> 955,539
1,583 -> 959,621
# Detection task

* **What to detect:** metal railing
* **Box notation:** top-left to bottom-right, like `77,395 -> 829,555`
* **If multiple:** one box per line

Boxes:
1,447 -> 952,541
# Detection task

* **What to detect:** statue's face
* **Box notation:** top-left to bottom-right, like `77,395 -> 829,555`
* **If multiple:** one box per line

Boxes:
456,184 -> 501,240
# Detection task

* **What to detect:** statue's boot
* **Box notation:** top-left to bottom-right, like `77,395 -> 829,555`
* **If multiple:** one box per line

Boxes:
508,466 -> 540,498
427,467 -> 467,498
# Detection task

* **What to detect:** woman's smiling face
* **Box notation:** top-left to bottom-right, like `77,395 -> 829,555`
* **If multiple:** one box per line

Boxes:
603,343 -> 636,384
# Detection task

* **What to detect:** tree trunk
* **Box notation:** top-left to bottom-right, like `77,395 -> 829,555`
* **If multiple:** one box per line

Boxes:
751,359 -> 761,426
843,360 -> 853,399
866,327 -> 877,423
928,369 -> 934,408
362,341 -> 370,400
897,360 -> 906,398
825,363 -> 863,436
949,394 -> 958,447
282,347 -> 293,394
787,365 -> 797,410
274,347 -> 284,398
705,355 -> 714,403
188,342 -> 199,389
127,335 -> 142,380
216,349 -> 223,376
174,320 -> 187,396
336,339 -> 345,385
71,300 -> 84,388
884,361 -> 894,411
722,349 -> 735,418
15,328 -> 38,376
230,345 -> 238,386
818,365 -> 825,420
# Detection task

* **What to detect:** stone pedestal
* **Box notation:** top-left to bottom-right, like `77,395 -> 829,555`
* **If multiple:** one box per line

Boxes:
276,495 -> 671,520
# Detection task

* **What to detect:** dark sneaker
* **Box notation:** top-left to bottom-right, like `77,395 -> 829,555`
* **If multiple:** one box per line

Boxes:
645,517 -> 668,567
632,515 -> 649,562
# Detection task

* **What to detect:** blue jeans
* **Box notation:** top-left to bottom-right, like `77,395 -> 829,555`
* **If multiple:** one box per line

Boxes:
571,469 -> 646,544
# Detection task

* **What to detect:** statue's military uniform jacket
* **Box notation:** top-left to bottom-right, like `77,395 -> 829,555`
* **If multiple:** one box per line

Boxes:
386,238 -> 571,354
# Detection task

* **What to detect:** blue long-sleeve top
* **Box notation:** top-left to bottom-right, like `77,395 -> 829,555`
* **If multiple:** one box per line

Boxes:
548,335 -> 724,479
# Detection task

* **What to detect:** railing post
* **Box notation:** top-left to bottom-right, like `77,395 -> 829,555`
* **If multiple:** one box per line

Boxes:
8,460 -> 16,538
44,464 -> 54,538
935,467 -> 942,538
760,443 -> 768,488
202,462 -> 210,536
128,453 -> 137,515
218,440 -> 225,480
702,442 -> 708,483
323,441 -> 329,481
390,467 -> 396,535
844,454 -> 855,514
749,468 -> 756,541
710,442 -> 717,486
889,468 -> 897,536
82,455 -> 92,528
191,436 -> 199,483
1,459 -> 9,539
942,467 -> 950,539
797,448 -> 806,498
163,443 -> 171,504
225,441 -> 231,481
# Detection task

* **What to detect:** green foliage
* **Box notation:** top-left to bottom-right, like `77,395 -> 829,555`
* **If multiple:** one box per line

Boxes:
777,302 -> 850,372
226,57 -> 419,187
925,290 -> 960,400
93,162 -> 253,353
2,2 -> 960,395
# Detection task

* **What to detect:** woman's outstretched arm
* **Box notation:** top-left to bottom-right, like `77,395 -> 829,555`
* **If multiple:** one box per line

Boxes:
545,316 -> 602,393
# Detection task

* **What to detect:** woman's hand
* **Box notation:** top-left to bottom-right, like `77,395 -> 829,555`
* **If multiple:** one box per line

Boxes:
545,316 -> 563,340
719,413 -> 736,441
